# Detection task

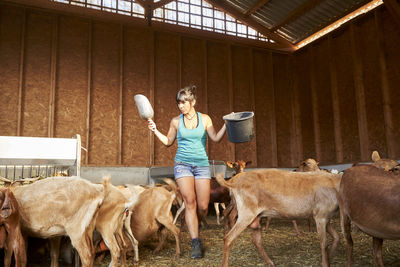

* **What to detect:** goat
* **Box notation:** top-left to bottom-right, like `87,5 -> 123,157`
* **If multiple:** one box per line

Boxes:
222,160 -> 251,232
338,151 -> 400,266
0,187 -> 27,267
216,169 -> 341,267
265,158 -> 320,236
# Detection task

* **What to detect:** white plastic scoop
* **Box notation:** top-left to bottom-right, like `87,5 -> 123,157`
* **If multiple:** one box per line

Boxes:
134,94 -> 154,120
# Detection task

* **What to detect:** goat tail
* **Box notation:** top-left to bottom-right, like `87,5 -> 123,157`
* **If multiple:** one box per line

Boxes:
163,178 -> 183,206
215,173 -> 233,189
102,175 -> 112,196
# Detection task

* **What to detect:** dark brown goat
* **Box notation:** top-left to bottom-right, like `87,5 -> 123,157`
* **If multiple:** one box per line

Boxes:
0,187 -> 27,267
339,151 -> 400,266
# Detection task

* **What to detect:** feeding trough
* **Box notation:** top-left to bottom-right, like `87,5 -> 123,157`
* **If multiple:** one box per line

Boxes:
223,111 -> 254,143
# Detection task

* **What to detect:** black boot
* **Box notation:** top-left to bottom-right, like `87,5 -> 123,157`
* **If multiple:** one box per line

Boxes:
190,238 -> 203,259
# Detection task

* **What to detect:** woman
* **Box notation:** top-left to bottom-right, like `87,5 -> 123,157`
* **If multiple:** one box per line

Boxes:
147,85 -> 226,259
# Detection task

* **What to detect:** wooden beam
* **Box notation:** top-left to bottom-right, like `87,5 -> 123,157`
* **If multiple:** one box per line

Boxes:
270,0 -> 322,32
295,0 -> 383,50
203,40 -> 209,156
17,8 -> 26,136
244,0 -> 271,16
152,0 -> 175,10
291,55 -> 303,165
118,24 -> 124,164
134,0 -> 146,9
48,15 -> 58,138
207,0 -> 295,51
309,48 -> 321,162
85,21 -> 92,165
375,9 -> 396,158
350,23 -> 369,161
227,43 -> 235,161
268,52 -> 278,167
148,30 -> 155,167
249,48 -> 257,166
328,35 -> 343,163
383,0 -> 400,27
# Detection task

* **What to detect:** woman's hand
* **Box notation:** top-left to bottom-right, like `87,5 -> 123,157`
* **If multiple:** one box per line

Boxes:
148,119 -> 157,132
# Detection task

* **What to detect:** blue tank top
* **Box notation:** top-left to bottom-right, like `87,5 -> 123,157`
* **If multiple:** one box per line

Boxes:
175,112 -> 209,166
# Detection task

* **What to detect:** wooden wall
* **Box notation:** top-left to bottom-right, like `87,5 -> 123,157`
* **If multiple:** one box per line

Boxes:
1,3 -> 400,167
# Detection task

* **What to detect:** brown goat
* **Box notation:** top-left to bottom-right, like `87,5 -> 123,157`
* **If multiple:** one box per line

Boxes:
222,160 -> 251,232
216,169 -> 341,267
265,158 -> 320,236
0,187 -> 27,267
339,151 -> 400,266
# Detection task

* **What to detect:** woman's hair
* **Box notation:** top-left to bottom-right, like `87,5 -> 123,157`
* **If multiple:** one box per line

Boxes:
176,85 -> 196,104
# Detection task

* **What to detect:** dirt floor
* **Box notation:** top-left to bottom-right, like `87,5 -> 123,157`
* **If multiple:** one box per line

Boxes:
87,214 -> 400,267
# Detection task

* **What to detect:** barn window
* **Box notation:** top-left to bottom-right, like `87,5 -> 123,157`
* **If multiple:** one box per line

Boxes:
52,0 -> 270,43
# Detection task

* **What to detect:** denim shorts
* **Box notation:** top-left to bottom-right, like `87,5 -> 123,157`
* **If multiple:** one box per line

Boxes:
174,162 -> 211,180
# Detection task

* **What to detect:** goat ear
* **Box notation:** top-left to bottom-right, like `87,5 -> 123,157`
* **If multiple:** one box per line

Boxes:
226,161 -> 234,168
371,151 -> 380,162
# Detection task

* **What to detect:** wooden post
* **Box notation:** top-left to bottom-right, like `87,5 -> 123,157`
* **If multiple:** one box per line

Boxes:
148,30 -> 155,167
309,48 -> 321,162
203,40 -> 210,156
328,35 -> 344,163
118,24 -> 124,164
269,52 -> 278,167
85,20 -> 92,165
375,10 -> 395,158
249,48 -> 257,166
17,8 -> 26,136
291,55 -> 303,165
178,35 -> 182,90
48,15 -> 58,138
227,43 -> 235,161
350,23 -> 369,161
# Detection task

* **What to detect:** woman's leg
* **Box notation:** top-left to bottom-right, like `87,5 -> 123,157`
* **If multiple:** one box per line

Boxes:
195,179 -> 210,224
176,176 -> 198,239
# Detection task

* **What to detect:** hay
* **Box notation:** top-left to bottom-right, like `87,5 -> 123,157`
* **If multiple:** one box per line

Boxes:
94,215 -> 400,267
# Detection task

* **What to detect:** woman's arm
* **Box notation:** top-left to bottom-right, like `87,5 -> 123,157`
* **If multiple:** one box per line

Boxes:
148,118 -> 178,146
204,114 -> 226,142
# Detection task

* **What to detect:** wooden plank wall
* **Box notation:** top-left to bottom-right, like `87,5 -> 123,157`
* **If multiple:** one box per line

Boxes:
1,3 -> 400,167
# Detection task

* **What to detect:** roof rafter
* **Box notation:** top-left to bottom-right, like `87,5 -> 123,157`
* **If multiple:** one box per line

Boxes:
153,0 -> 175,10
244,0 -> 271,16
270,0 -> 322,32
206,0 -> 295,51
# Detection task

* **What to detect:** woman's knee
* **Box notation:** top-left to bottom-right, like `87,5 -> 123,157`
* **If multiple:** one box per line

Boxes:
184,197 -> 197,210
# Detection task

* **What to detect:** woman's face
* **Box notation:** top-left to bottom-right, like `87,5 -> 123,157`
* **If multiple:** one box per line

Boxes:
177,100 -> 194,114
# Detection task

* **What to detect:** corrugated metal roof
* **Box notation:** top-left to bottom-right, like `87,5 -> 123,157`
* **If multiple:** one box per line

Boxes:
207,0 -> 380,49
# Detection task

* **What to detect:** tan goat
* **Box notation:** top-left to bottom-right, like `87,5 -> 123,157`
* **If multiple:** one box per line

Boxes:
216,169 -> 341,267
11,176 -> 104,267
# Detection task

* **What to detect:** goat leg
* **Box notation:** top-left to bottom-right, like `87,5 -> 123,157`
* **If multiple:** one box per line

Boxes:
327,222 -> 339,260
251,217 -> 275,266
372,237 -> 384,267
223,214 -> 258,267
156,216 -> 181,258
340,209 -> 353,267
292,220 -> 303,236
49,237 -> 62,267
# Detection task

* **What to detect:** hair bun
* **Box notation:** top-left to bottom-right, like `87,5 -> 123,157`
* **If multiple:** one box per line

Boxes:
190,85 -> 196,94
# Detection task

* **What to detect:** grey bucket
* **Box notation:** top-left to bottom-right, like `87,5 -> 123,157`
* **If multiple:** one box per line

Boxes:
223,111 -> 254,143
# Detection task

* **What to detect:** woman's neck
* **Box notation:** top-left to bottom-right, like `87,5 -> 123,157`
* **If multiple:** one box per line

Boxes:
184,110 -> 196,120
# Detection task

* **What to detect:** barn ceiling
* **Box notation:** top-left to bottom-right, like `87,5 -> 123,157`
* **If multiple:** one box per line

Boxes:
5,0 -> 400,52
205,0 -> 384,51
